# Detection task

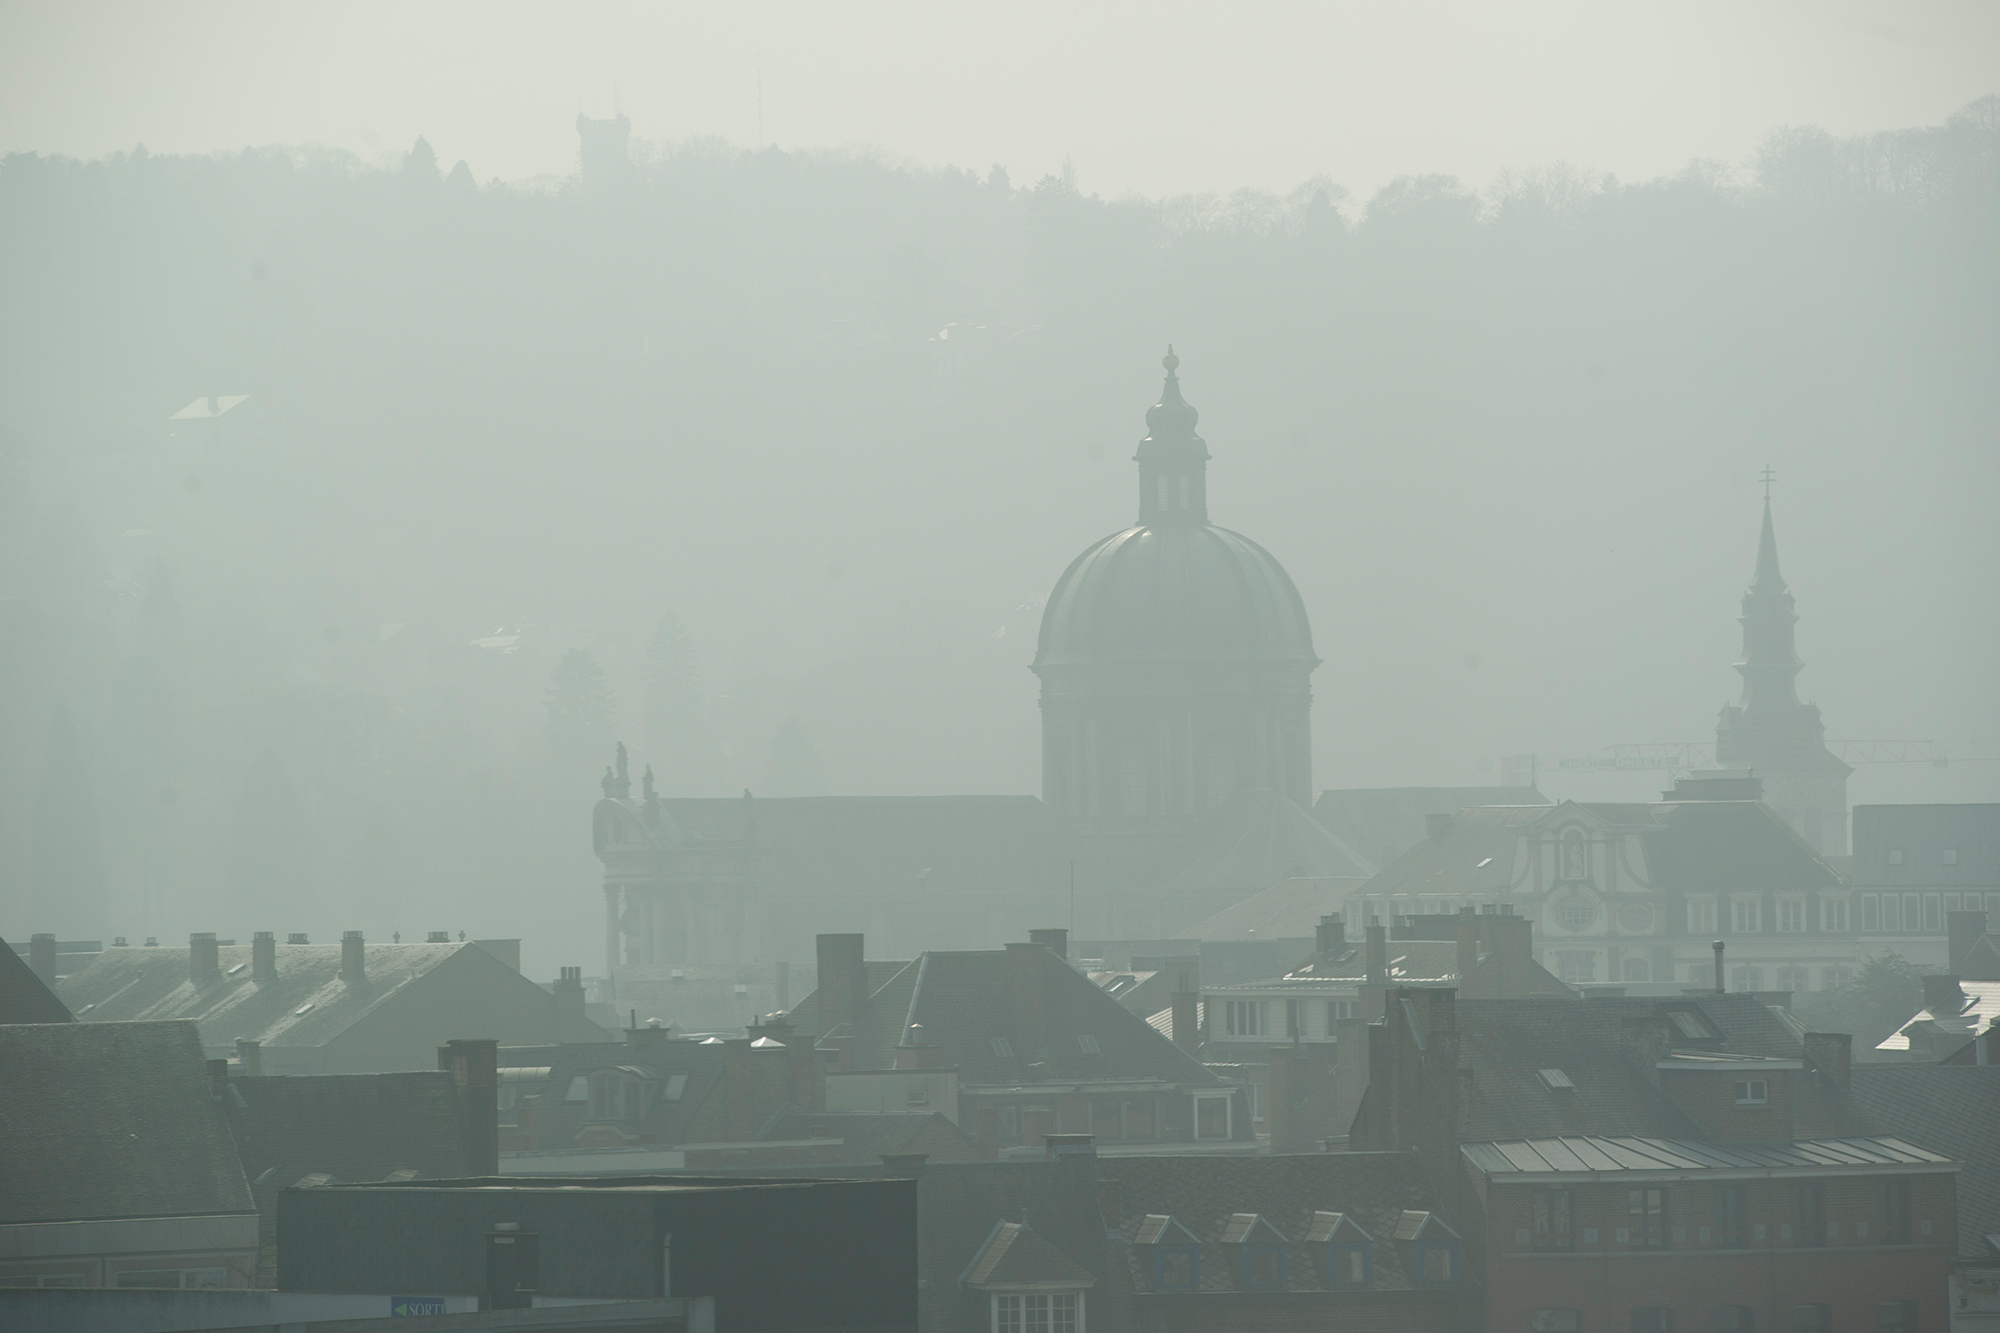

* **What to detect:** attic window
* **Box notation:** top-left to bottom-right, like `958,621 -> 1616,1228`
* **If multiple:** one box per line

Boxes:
663,1074 -> 688,1101
1537,1069 -> 1575,1092
1666,1008 -> 1722,1041
991,1037 -> 1013,1058
565,1076 -> 589,1103
1076,1035 -> 1101,1055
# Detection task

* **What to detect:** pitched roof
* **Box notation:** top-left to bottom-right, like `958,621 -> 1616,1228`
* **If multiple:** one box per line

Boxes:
961,1221 -> 1098,1288
226,1073 -> 471,1187
1848,1064 -> 2000,1259
1359,799 -> 1839,899
1462,1134 -> 1951,1178
1178,876 -> 1371,945
1111,1152 -> 1449,1293
1136,790 -> 1375,901
1876,981 -> 2000,1052
497,1040 -> 726,1149
1312,786 -> 1549,874
0,936 -> 72,1023
1450,994 -> 1806,1141
892,947 -> 1221,1088
55,941 -> 479,1051
0,1021 -> 253,1224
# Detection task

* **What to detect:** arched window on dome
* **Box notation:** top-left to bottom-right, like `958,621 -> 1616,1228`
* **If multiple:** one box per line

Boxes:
1177,475 -> 1191,511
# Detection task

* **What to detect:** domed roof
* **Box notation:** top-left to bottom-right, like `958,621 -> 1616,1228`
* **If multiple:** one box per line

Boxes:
1035,521 -> 1316,667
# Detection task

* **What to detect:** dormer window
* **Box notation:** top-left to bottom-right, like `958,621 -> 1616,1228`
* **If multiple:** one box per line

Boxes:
1394,1210 -> 1462,1287
1307,1211 -> 1373,1287
1136,1215 -> 1201,1292
1734,1079 -> 1769,1106
1220,1214 -> 1287,1290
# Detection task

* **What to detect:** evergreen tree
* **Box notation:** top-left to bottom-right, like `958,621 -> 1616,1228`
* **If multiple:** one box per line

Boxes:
1794,952 -> 1929,1048
544,648 -> 617,767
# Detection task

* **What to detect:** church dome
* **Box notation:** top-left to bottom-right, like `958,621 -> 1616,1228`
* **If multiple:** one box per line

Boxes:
1035,522 -> 1316,667
1034,349 -> 1317,670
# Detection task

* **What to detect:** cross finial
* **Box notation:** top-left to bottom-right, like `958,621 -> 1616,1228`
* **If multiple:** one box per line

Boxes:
1758,464 -> 1776,501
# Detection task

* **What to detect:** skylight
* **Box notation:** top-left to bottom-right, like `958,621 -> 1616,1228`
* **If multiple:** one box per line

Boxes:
1537,1068 -> 1575,1092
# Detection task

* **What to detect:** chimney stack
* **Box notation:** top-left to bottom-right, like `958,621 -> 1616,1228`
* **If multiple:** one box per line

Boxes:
207,1058 -> 230,1100
439,1038 -> 500,1175
341,930 -> 366,984
1171,990 -> 1201,1054
190,932 -> 221,984
1948,910 -> 1990,975
1365,921 -> 1388,986
1029,928 -> 1069,961
553,966 -> 587,1034
1712,940 -> 1725,994
252,931 -> 276,982
236,1038 -> 263,1078
1315,914 -> 1345,956
28,933 -> 57,984
815,933 -> 867,1039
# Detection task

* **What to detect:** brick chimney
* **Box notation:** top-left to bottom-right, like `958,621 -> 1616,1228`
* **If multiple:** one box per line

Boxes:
1029,928 -> 1069,961
894,1022 -> 942,1069
439,1038 -> 499,1175
1365,922 -> 1387,986
553,966 -> 587,1034
1315,914 -> 1345,955
236,1038 -> 263,1077
1948,910 -> 1990,975
1803,1032 -> 1851,1092
207,1058 -> 230,1100
251,931 -> 276,982
1171,990 -> 1201,1054
28,933 -> 57,984
190,932 -> 221,985
815,933 -> 867,1039
340,931 -> 366,983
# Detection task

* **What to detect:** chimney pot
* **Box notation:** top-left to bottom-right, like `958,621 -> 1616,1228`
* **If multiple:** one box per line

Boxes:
287,933 -> 308,945
1315,914 -> 1346,955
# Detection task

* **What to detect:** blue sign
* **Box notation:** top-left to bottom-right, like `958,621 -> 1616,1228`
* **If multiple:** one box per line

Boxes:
391,1296 -> 447,1317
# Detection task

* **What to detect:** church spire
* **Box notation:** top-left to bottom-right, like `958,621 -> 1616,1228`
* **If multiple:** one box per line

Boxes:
1733,483 -> 1803,712
1134,346 -> 1211,526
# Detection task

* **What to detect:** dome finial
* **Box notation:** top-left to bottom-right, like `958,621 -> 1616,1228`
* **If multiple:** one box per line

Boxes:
1163,345 -> 1179,373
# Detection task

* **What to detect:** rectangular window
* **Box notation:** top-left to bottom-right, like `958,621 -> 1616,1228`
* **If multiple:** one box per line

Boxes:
1861,894 -> 1880,931
1629,1187 -> 1667,1249
1091,1098 -> 1121,1140
1194,1094 -> 1231,1140
1776,900 -> 1806,933
1326,999 -> 1357,1026
1285,999 -> 1303,1038
1247,1081 -> 1262,1122
1245,1246 -> 1284,1289
1417,1242 -> 1457,1284
1734,1079 -> 1769,1105
1821,966 -> 1851,991
1688,899 -> 1718,934
1884,1179 -> 1911,1243
1532,1188 -> 1573,1252
1328,1243 -> 1370,1286
1558,951 -> 1597,984
1224,1000 -> 1265,1037
1822,899 -> 1849,933
1123,1098 -> 1156,1140
1731,899 -> 1762,933
1945,893 -> 1962,913
993,1293 -> 1080,1333
1794,1182 -> 1824,1248
1923,894 -> 1942,931
1715,1184 -> 1748,1249
1157,1248 -> 1197,1290
1903,894 -> 1921,931
1732,965 -> 1765,992
1075,1034 -> 1100,1055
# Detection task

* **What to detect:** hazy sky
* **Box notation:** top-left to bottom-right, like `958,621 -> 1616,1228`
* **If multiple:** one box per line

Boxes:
5,1 -> 1997,199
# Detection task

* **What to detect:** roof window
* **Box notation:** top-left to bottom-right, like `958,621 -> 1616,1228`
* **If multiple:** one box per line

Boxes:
1076,1035 -> 1101,1055
1537,1069 -> 1575,1092
990,1037 -> 1013,1058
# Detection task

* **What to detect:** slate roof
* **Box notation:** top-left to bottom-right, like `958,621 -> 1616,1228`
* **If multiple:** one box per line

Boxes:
1135,790 -> 1375,901
1110,1152 -> 1457,1294
1179,876 -> 1372,944
1312,786 -> 1549,875
224,1072 -> 471,1284
496,1040 -> 725,1149
1462,1134 -> 1952,1178
1276,939 -> 1460,986
1876,981 -> 2000,1052
760,1109 -> 982,1163
784,960 -> 914,1039
0,935 -> 72,1023
1359,799 -> 1839,899
57,941 -> 473,1051
1450,994 -> 1807,1141
1848,1064 -> 2000,1259
886,947 -> 1222,1088
915,1156 -> 1119,1332
961,1221 -> 1098,1288
0,1021 -> 253,1224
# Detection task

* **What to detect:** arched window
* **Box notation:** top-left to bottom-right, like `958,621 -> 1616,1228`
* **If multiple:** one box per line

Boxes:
1622,957 -> 1652,983
1560,829 -> 1589,881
